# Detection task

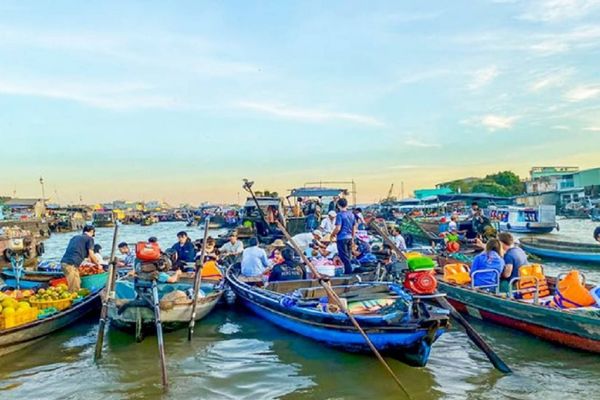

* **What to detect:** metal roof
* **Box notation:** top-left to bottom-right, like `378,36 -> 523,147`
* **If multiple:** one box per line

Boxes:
288,187 -> 346,198
4,198 -> 43,207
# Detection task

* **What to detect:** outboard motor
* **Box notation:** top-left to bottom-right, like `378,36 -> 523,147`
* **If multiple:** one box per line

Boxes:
403,255 -> 438,295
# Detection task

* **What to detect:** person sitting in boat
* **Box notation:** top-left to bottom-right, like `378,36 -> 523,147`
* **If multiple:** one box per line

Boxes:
319,210 -> 337,235
498,232 -> 529,292
269,248 -> 304,282
171,231 -> 196,267
352,238 -> 376,265
267,239 -> 286,263
241,237 -> 270,277
353,208 -> 367,230
116,242 -> 135,268
92,244 -> 105,265
595,226 -> 600,244
219,232 -> 244,261
316,235 -> 338,259
470,239 -> 505,291
390,226 -> 407,252
290,230 -> 323,252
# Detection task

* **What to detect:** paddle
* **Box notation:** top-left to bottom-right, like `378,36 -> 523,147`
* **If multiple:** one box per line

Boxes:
369,221 -> 512,374
188,217 -> 211,341
276,221 -> 412,398
94,222 -> 120,361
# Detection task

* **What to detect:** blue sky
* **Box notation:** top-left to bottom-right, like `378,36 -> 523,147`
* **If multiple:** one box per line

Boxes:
1,0 -> 599,204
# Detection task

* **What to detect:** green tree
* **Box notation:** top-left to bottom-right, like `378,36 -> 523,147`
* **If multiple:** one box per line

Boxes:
471,181 -> 511,197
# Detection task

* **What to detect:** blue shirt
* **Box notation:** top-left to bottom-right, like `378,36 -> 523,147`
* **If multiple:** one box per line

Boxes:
504,247 -> 529,280
171,240 -> 196,263
241,246 -> 269,277
61,234 -> 94,266
470,251 -> 504,289
335,210 -> 356,240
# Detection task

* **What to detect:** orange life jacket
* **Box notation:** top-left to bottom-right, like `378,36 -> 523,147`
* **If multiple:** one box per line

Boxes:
443,263 -> 471,285
551,270 -> 596,309
518,264 -> 550,299
200,260 -> 223,280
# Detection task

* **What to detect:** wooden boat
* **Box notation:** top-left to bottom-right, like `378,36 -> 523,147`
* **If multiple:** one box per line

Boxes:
92,211 -> 116,228
0,289 -> 102,357
226,266 -> 450,367
436,257 -> 600,352
519,236 -> 600,264
107,277 -> 223,332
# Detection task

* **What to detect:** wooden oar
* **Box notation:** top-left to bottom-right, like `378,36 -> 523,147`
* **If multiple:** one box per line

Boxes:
94,223 -> 120,361
151,279 -> 169,388
275,221 -> 412,398
369,221 -> 512,374
188,217 -> 211,341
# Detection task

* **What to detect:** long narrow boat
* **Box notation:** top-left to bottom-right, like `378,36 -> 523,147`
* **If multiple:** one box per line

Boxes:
519,236 -> 600,264
0,289 -> 102,357
436,257 -> 600,352
226,266 -> 450,367
107,277 -> 223,332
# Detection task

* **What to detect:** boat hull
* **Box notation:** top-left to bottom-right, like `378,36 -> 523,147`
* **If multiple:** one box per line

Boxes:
437,280 -> 600,353
0,291 -> 102,357
227,270 -> 448,367
108,291 -> 223,332
520,242 -> 600,264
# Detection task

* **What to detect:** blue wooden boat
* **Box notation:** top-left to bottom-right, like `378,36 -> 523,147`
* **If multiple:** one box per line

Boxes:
519,237 -> 600,264
226,266 -> 450,367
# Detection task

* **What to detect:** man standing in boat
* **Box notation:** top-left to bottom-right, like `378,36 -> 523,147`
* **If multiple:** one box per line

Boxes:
60,225 -> 99,292
331,198 -> 357,274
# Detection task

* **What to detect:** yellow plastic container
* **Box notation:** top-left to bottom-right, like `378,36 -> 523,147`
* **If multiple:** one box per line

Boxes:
0,307 -> 39,330
29,297 -> 72,311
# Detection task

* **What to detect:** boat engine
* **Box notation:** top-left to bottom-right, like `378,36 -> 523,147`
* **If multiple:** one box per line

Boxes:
403,271 -> 438,295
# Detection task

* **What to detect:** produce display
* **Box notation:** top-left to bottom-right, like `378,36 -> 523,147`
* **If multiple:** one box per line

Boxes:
0,285 -> 91,330
79,264 -> 105,276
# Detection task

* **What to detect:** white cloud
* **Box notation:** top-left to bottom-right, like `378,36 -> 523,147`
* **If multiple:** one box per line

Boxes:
551,125 -> 570,130
564,85 -> 600,102
0,78 -> 181,110
583,126 -> 600,131
468,66 -> 500,90
519,0 -> 600,23
529,70 -> 572,91
480,114 -> 518,131
237,101 -> 385,127
404,138 -> 441,148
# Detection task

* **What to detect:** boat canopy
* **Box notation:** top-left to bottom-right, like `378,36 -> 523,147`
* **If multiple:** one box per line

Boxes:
287,187 -> 347,199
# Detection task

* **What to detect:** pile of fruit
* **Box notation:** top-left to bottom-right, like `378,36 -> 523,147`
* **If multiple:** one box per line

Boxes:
0,292 -> 39,330
33,285 -> 78,301
79,264 -> 104,276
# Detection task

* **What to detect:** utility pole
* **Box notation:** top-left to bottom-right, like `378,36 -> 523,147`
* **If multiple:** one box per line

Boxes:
401,181 -> 405,200
39,177 -> 46,216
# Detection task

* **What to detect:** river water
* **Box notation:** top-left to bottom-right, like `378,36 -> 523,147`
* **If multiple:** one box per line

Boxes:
0,221 -> 599,399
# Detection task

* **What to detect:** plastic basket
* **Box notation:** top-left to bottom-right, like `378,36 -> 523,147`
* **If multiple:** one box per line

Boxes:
407,256 -> 435,271
29,297 -> 72,311
81,272 -> 108,290
0,307 -> 39,330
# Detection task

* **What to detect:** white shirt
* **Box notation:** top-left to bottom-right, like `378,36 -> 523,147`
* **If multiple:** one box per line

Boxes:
320,218 -> 336,234
392,234 -> 407,251
291,233 -> 315,251
219,240 -> 244,255
448,220 -> 458,232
